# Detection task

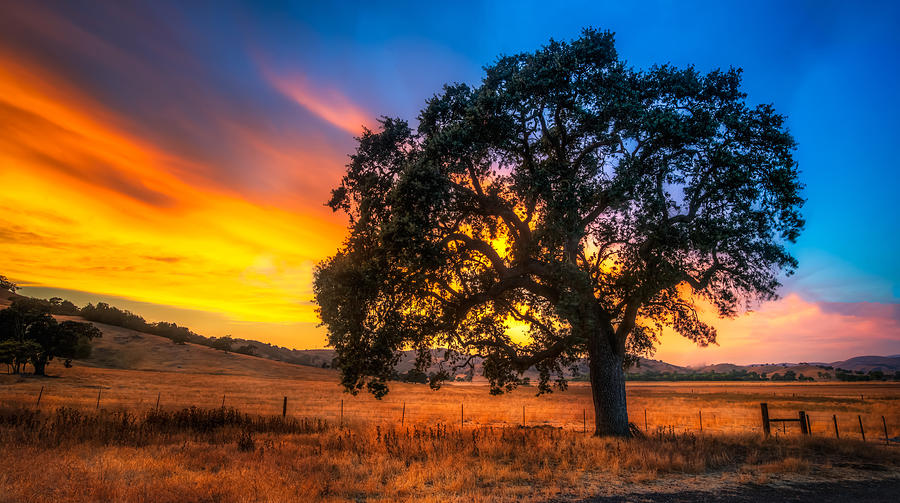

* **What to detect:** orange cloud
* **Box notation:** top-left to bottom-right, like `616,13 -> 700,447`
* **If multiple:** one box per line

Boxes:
0,45 -> 346,345
264,69 -> 372,136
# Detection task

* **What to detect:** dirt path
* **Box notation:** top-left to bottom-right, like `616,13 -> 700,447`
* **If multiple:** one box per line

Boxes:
568,477 -> 900,502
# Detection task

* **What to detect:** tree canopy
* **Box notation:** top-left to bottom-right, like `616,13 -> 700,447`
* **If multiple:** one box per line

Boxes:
0,298 -> 101,375
314,29 -> 803,435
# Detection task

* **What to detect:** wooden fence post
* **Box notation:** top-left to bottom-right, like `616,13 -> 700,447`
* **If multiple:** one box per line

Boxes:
36,385 -> 43,407
883,416 -> 889,444
699,410 -> 703,433
460,403 -> 464,430
155,392 -> 160,411
522,405 -> 525,427
644,409 -> 648,433
799,411 -> 808,435
806,413 -> 812,435
832,414 -> 839,439
221,394 -> 226,408
96,388 -> 101,410
401,402 -> 405,425
760,403 -> 771,437
282,396 -> 287,418
858,415 -> 866,442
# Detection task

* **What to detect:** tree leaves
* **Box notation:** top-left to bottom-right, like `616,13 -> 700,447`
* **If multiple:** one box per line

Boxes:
314,28 -> 803,399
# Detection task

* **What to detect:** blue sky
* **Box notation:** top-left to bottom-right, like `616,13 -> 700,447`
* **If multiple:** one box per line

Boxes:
247,0 -> 900,302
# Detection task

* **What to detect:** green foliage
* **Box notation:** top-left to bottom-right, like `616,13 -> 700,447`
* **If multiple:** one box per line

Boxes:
152,321 -> 193,345
314,28 -> 803,402
80,303 -> 197,345
834,369 -> 893,381
0,299 -> 100,375
212,336 -> 234,353
234,344 -> 258,356
0,339 -> 41,371
48,297 -> 79,315
770,370 -> 797,381
79,302 -> 150,332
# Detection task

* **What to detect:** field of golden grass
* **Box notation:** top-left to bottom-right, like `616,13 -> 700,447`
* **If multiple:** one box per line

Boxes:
1,300 -> 897,439
3,362 -> 897,440
1,359 -> 899,502
1,319 -> 898,501
1,419 -> 896,502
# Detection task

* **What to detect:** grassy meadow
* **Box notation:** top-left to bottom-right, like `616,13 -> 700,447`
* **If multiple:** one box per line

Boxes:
2,354 -> 899,501
1,316 -> 898,501
2,362 -> 898,439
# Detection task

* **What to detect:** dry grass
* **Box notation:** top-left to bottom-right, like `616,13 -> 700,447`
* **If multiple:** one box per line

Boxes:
1,366 -> 899,502
0,403 -> 897,503
1,327 -> 899,501
3,311 -> 895,437
2,363 -> 898,440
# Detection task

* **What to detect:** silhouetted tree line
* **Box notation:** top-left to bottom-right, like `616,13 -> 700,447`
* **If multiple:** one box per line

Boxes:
769,370 -> 815,382
78,302 -> 256,356
0,275 -> 273,364
833,368 -> 900,381
2,292 -> 258,357
622,369 -> 768,382
79,302 -> 201,345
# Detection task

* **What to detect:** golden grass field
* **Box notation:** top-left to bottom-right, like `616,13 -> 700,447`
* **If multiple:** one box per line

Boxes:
2,364 -> 898,440
1,318 -> 899,501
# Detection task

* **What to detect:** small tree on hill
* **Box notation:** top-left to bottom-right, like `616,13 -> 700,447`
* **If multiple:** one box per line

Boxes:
0,299 -> 101,375
235,344 -> 258,356
212,336 -> 234,353
314,29 -> 804,436
48,297 -> 80,315
0,340 -> 41,374
0,275 -> 17,293
152,321 -> 192,345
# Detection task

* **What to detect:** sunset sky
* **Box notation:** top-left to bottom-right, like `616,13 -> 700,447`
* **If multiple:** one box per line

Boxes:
1,1 -> 897,365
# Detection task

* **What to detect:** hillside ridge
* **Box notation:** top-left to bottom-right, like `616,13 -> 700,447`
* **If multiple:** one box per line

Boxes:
2,290 -> 897,381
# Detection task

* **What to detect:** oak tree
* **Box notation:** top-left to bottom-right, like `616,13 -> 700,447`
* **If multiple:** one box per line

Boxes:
314,29 -> 803,436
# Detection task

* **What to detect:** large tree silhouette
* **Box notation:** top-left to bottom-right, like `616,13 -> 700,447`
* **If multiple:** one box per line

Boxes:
314,29 -> 803,436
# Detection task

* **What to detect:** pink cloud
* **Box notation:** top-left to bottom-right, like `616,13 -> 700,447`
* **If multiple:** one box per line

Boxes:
264,69 -> 372,136
654,294 -> 900,366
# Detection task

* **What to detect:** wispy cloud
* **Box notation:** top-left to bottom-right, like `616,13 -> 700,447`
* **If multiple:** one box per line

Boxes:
0,24 -> 345,338
263,68 -> 373,136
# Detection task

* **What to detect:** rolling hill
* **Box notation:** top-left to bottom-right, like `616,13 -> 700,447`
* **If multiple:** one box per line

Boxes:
62,316 -> 335,380
829,355 -> 900,373
2,289 -> 897,381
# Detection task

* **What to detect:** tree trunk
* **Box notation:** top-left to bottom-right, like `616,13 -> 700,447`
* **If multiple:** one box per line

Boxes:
32,359 -> 46,376
587,333 -> 630,437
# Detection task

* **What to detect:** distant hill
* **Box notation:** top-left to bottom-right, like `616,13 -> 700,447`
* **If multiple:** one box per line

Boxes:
830,355 -> 900,373
57,315 -> 335,380
2,289 -> 897,382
